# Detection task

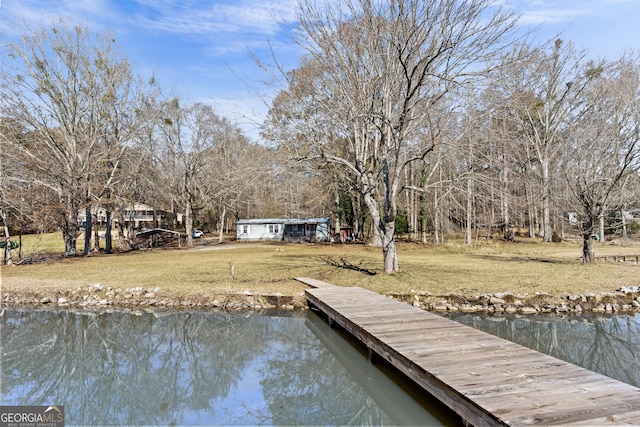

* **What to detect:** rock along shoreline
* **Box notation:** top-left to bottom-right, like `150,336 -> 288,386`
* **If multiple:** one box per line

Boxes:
2,284 -> 640,315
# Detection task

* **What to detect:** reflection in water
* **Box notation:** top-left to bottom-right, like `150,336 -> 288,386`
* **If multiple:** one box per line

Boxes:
442,312 -> 640,387
1,308 -> 454,426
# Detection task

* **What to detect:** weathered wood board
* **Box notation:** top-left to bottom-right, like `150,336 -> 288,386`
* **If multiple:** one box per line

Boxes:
296,277 -> 640,426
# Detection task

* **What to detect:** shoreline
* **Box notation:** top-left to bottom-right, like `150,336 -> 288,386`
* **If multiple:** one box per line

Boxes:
3,285 -> 640,315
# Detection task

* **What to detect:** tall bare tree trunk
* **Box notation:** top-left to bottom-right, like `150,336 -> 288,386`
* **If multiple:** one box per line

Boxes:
383,220 -> 398,273
541,157 -> 552,242
433,194 -> 440,244
465,174 -> 473,245
219,204 -> 226,243
2,216 -> 13,266
333,189 -> 340,240
93,213 -> 100,251
105,210 -> 112,254
83,204 -> 92,256
185,199 -> 194,247
350,191 -> 362,240
420,192 -> 427,244
117,211 -> 126,249
599,215 -> 605,243
582,233 -> 595,263
62,213 -> 78,256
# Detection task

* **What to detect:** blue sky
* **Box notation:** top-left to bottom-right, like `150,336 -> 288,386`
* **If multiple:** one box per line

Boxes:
2,0 -> 639,141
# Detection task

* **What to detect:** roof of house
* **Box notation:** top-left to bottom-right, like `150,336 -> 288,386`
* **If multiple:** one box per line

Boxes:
236,218 -> 329,225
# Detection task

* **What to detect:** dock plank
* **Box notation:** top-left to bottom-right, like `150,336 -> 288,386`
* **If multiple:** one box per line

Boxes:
298,278 -> 640,426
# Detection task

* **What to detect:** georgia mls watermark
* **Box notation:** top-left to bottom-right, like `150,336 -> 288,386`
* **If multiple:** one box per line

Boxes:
0,406 -> 64,427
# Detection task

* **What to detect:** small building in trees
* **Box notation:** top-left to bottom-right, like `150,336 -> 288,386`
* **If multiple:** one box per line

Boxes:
77,203 -> 177,230
236,218 -> 330,243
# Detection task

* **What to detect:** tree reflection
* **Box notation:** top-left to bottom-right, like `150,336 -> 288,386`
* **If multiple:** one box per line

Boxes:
446,312 -> 640,387
1,309 -> 435,426
1,309 -> 287,425
259,332 -> 387,426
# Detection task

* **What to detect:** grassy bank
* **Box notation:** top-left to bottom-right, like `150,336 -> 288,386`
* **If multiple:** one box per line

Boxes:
2,233 -> 639,303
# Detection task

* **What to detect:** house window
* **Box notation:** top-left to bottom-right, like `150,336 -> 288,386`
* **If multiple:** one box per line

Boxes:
268,224 -> 280,234
241,225 -> 249,234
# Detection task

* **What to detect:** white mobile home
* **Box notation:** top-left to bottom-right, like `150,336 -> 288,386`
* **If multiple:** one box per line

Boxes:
236,218 -> 330,243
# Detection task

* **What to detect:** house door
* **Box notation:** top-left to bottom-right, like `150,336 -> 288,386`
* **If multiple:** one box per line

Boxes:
305,224 -> 316,238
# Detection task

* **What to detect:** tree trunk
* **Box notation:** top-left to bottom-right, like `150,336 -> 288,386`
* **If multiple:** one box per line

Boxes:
501,160 -> 510,238
419,165 -> 428,244
105,210 -> 112,254
598,215 -> 605,243
218,204 -> 226,243
83,205 -> 92,256
621,209 -> 627,239
152,206 -> 158,247
405,165 -> 416,241
93,213 -> 100,251
420,190 -> 427,244
433,201 -> 440,244
370,214 -> 383,247
62,227 -> 78,256
582,233 -> 595,263
352,191 -> 364,240
381,210 -> 399,273
60,197 -> 79,256
117,211 -> 126,249
541,158 -> 552,242
2,220 -> 12,266
465,174 -> 473,245
185,199 -> 194,247
489,181 -> 496,239
363,191 -> 397,272
524,178 -> 535,239
333,189 -> 340,240
528,207 -> 535,238
364,190 -> 383,247
382,230 -> 398,273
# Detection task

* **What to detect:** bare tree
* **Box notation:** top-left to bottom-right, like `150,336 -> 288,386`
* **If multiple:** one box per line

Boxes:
0,119 -> 32,264
562,54 -> 640,262
1,23 -> 153,256
501,40 -> 595,242
267,0 -> 518,273
155,101 -> 256,246
207,118 -> 268,242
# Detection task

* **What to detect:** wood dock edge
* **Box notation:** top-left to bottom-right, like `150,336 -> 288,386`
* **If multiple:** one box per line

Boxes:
295,277 -> 342,289
303,286 -> 501,426
295,277 -> 640,426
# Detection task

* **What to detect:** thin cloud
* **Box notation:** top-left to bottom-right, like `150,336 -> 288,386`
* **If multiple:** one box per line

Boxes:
518,7 -> 591,25
129,0 -> 297,37
507,0 -> 636,26
3,0 -> 126,37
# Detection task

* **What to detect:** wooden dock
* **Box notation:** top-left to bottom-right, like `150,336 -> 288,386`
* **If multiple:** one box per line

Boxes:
296,277 -> 640,426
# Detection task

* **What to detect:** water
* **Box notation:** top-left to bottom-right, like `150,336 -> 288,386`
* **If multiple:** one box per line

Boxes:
441,312 -> 640,388
1,308 -> 458,426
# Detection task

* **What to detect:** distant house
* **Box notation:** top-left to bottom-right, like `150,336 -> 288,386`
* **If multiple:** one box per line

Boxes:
236,218 -> 330,243
622,208 -> 640,222
566,211 -> 579,226
78,203 -> 178,230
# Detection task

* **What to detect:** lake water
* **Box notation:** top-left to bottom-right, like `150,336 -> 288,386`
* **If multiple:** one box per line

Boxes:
1,308 -> 459,426
441,311 -> 640,388
3,308 -> 638,426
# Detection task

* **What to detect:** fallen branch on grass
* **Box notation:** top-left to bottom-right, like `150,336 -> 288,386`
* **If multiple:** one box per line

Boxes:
321,256 -> 377,275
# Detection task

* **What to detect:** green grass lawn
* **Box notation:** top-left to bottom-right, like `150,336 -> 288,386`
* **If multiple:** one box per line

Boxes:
2,233 -> 639,300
